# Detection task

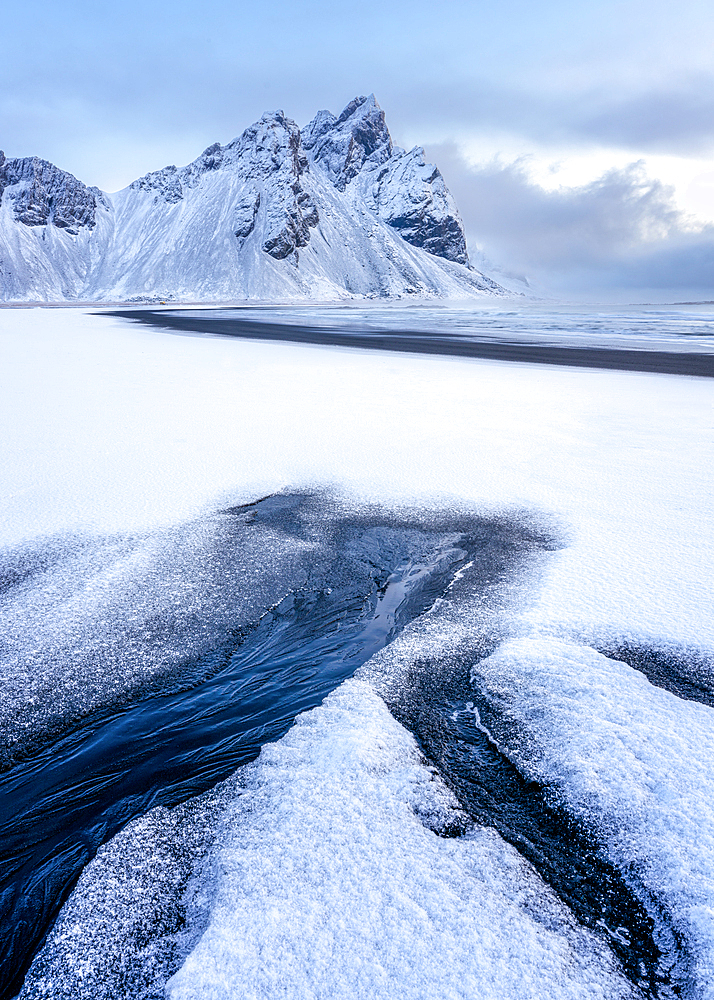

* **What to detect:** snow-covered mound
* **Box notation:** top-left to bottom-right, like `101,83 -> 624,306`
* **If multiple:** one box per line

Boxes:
0,98 -> 505,302
20,680 -> 633,1000
469,639 -> 714,999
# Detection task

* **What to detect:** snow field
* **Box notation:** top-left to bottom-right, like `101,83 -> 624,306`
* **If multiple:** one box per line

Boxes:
2,304 -> 713,997
0,306 -> 710,650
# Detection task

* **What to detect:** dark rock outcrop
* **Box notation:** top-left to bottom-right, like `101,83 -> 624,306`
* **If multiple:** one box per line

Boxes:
130,165 -> 184,204
229,111 -> 319,260
234,189 -> 260,240
302,96 -> 469,265
0,157 -> 101,233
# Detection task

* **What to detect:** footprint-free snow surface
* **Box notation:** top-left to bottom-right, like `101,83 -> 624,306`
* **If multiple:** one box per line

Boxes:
1,303 -> 713,999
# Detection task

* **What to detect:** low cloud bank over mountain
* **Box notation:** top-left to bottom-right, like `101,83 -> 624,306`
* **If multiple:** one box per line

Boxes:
431,145 -> 714,300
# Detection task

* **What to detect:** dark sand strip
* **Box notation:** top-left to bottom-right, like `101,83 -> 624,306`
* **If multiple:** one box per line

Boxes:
108,309 -> 714,377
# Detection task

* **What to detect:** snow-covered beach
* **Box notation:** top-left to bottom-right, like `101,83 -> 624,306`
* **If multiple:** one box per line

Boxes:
1,302 -> 713,998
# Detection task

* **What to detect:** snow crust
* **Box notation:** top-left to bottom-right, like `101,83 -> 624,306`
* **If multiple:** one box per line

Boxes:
0,514 -> 312,764
469,638 -> 714,997
18,783 -> 227,1000
163,679 -> 630,1000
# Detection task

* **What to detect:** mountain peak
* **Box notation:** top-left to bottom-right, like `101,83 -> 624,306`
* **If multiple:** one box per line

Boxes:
0,97 -> 504,302
300,98 -> 469,266
0,155 -> 100,233
336,93 -> 378,124
302,95 -> 392,192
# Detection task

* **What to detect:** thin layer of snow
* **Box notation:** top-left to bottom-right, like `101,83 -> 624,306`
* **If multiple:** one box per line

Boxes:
0,307 -> 711,650
469,638 -> 714,998
0,514 -> 313,760
3,305 -> 713,997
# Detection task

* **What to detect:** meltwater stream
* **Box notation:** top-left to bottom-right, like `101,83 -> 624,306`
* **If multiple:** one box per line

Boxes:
0,500 -> 470,999
2,494 -> 690,1000
384,654 -> 690,999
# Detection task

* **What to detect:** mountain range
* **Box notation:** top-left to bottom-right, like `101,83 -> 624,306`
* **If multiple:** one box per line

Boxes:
0,96 -> 507,302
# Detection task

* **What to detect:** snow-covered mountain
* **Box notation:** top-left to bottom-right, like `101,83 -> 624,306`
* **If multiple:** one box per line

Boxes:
0,96 -> 507,302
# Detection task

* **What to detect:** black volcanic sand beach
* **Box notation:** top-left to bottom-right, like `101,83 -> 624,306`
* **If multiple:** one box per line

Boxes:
108,308 -> 714,377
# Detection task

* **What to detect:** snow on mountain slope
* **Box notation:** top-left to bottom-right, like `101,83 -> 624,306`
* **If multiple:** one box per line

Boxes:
0,99 -> 505,302
0,152 -> 114,300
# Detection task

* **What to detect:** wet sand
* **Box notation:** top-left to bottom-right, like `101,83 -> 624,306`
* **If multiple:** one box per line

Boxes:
109,309 -> 714,378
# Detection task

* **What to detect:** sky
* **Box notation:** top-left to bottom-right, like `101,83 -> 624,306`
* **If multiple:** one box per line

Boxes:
2,0 -> 713,299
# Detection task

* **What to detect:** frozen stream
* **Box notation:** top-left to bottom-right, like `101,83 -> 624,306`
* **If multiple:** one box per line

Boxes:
0,496 -> 483,996
0,304 -> 712,999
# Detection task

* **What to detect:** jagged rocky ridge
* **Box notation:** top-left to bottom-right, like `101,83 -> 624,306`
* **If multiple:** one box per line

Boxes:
0,97 -> 506,301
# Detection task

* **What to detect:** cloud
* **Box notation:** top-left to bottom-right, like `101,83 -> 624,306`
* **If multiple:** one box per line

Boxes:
427,144 -> 714,299
392,76 -> 714,157
577,82 -> 714,155
4,0 -> 714,191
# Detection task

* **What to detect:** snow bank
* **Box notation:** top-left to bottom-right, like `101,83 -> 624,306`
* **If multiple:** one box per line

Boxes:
165,679 -> 631,1000
469,638 -> 714,997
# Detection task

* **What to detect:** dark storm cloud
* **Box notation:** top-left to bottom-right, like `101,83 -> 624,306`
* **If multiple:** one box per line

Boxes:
429,145 -> 714,297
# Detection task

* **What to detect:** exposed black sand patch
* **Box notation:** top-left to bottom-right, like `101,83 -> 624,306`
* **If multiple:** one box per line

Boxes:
108,309 -> 714,377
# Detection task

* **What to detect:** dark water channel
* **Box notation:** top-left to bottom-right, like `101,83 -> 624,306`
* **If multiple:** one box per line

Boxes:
0,503 -> 469,999
387,656 -> 690,999
0,494 -> 692,999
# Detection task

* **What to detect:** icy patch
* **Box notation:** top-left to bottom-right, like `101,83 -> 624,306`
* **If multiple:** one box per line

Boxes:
469,638 -> 714,998
0,512 -> 312,767
16,783 -> 229,1000
165,679 -> 632,1000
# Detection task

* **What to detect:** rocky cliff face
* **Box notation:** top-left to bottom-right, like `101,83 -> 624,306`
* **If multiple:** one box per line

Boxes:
127,112 -> 320,262
302,95 -> 469,265
0,155 -> 104,234
0,98 -> 504,302
301,95 -> 393,192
